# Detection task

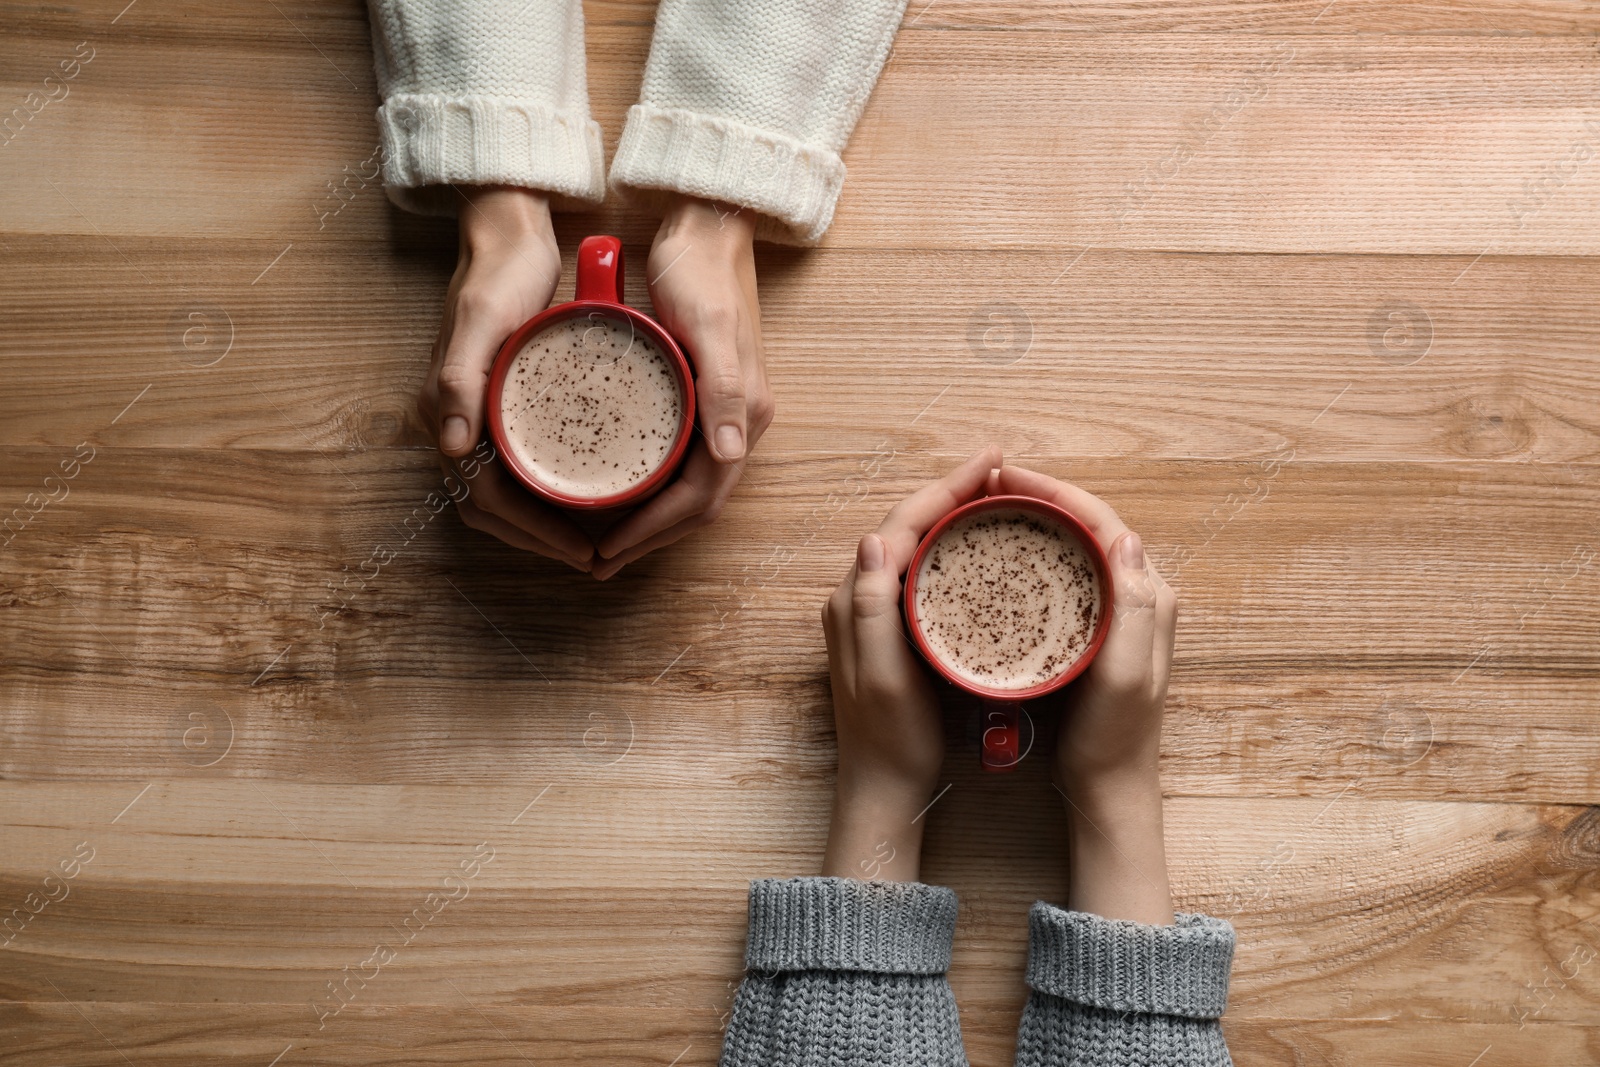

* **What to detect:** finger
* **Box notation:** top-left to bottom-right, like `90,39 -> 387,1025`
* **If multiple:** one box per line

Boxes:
437,291 -> 518,458
851,537 -> 928,703
873,445 -> 1003,570
823,569 -> 858,682
677,305 -> 748,462
595,443 -> 738,561
589,510 -> 706,581
455,496 -> 591,572
458,460 -> 596,562
1093,531 -> 1158,693
417,322 -> 452,437
993,465 -> 1131,552
738,306 -> 774,441
1153,572 -> 1177,690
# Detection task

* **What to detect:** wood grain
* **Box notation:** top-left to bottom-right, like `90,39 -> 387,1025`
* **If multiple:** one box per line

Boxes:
4,20 -> 1599,251
5,240 -> 1600,464
2,0 -> 1598,1063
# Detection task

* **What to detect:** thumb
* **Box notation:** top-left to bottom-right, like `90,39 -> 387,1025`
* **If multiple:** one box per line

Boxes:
1094,531 -> 1158,693
850,534 -> 910,666
436,305 -> 513,458
680,312 -> 747,463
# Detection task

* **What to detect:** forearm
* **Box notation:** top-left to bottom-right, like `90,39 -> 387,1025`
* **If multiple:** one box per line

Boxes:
820,784 -> 927,882
1062,769 -> 1175,926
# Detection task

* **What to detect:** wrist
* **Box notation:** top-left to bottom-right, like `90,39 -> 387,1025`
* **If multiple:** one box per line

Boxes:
820,783 -> 929,882
1060,771 -> 1174,926
457,186 -> 555,251
658,192 -> 756,249
1060,763 -> 1163,816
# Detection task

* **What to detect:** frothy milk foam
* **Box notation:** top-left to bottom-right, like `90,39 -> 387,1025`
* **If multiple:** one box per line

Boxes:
499,313 -> 685,499
913,507 -> 1102,692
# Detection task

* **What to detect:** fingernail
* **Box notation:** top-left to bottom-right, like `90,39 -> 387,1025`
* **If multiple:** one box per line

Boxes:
858,534 -> 886,573
714,424 -> 745,462
1120,532 -> 1144,568
441,415 -> 469,454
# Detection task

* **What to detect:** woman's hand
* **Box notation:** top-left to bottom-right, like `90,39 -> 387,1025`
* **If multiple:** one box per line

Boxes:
591,195 -> 774,580
992,465 -> 1176,924
819,447 -> 1003,882
419,186 -> 594,571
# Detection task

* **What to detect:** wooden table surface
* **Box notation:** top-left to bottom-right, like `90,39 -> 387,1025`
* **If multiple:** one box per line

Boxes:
3,1 -> 1599,1064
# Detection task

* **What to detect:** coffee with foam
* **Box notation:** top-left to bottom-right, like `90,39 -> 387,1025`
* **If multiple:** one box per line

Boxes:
499,313 -> 685,500
912,507 -> 1102,692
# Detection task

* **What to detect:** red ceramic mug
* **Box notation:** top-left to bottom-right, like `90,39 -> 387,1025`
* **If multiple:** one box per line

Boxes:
487,236 -> 696,510
902,494 -> 1115,772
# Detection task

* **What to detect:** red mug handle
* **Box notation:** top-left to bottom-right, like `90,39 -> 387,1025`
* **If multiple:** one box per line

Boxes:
979,700 -> 1022,772
576,235 -> 624,304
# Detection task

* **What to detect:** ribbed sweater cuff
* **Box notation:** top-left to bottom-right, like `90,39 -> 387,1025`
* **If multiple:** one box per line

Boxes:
744,878 -> 957,974
1027,905 -> 1235,1019
609,103 -> 846,246
376,93 -> 606,216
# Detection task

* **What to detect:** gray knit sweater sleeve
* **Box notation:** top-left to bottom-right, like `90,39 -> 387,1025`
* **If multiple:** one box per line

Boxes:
719,877 -> 968,1067
1015,904 -> 1237,1067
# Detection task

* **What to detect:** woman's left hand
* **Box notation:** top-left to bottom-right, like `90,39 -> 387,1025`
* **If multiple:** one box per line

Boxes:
592,195 -> 775,580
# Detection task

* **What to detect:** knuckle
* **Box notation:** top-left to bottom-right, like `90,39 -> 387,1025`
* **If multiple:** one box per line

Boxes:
453,285 -> 510,322
850,584 -> 885,622
688,300 -> 739,334
827,587 -> 850,624
701,367 -> 746,407
749,388 -> 776,429
436,364 -> 486,401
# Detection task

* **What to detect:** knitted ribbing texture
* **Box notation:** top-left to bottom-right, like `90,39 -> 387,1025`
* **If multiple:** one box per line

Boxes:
720,878 -> 968,1067
366,0 -> 606,214
1015,904 -> 1237,1067
609,0 -> 911,243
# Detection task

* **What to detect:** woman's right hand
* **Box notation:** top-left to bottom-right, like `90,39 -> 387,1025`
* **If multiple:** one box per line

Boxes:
418,185 -> 594,571
992,465 -> 1176,924
819,446 -> 1003,882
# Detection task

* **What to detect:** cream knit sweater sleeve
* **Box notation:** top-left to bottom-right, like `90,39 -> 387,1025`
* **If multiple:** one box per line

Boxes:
609,0 -> 911,244
365,0 -> 607,215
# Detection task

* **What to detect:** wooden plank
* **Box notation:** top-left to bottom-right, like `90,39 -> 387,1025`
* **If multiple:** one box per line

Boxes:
896,0 -> 1600,33
3,240 -> 1599,464
10,0 -> 1600,36
1,452 -> 1595,800
2,672 -> 1600,807
4,23 -> 1598,252
2,452 -> 1594,668
1,784 -> 1596,1023
0,1007 -> 1593,1066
